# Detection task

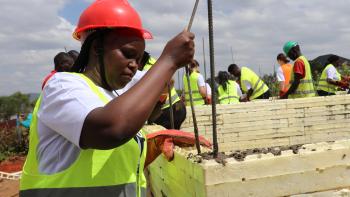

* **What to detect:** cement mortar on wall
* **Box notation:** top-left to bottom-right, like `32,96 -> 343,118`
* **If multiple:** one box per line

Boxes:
181,95 -> 350,151
148,139 -> 350,197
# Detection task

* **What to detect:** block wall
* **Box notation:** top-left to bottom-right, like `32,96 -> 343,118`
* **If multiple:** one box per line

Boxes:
148,140 -> 350,197
180,95 -> 350,151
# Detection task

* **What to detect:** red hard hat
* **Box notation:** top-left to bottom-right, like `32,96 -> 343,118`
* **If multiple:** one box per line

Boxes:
73,0 -> 152,41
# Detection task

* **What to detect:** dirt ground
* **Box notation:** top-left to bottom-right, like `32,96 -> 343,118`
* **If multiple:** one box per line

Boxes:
0,179 -> 19,197
0,156 -> 25,173
0,156 -> 24,197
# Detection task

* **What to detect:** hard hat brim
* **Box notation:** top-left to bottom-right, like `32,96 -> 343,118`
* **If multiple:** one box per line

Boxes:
73,26 -> 153,41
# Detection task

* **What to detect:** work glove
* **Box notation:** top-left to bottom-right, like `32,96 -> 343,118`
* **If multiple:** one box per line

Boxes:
205,97 -> 212,105
145,130 -> 212,166
336,81 -> 349,89
280,93 -> 288,99
159,93 -> 168,103
342,76 -> 350,82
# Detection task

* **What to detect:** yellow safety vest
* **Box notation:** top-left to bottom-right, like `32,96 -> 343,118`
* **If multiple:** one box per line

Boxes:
289,56 -> 315,98
143,57 -> 180,109
183,72 -> 205,106
317,64 -> 341,93
20,73 -> 147,197
240,67 -> 269,100
218,80 -> 240,104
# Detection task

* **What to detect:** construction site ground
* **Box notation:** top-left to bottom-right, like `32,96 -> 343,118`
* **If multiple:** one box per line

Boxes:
0,179 -> 19,197
0,156 -> 25,197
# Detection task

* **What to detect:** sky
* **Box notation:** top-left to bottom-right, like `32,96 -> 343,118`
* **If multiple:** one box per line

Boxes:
1,0 -> 350,95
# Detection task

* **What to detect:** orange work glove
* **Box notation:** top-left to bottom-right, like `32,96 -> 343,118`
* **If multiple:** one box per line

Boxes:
159,93 -> 168,103
205,97 -> 212,105
145,130 -> 212,166
342,76 -> 350,82
336,81 -> 349,89
279,91 -> 285,98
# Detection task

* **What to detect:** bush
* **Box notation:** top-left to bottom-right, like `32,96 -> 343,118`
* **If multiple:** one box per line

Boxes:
262,74 -> 279,97
0,127 -> 29,162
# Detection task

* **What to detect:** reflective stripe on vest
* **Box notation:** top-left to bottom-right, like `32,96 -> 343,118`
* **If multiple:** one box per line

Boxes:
20,73 -> 147,197
143,57 -> 180,109
289,56 -> 315,98
20,183 -> 146,197
240,67 -> 269,100
183,72 -> 205,106
218,80 -> 240,104
317,64 -> 341,93
161,88 -> 180,109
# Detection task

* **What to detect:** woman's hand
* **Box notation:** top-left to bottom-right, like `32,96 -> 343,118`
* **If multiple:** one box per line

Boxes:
159,30 -> 195,70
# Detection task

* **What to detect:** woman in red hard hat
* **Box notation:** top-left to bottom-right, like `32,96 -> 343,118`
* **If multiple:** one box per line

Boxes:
19,0 -> 204,196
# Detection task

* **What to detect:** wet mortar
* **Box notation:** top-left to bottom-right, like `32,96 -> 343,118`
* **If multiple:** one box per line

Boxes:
192,144 -> 306,164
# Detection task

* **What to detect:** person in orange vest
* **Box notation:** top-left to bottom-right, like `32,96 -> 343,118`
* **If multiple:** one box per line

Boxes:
276,53 -> 292,97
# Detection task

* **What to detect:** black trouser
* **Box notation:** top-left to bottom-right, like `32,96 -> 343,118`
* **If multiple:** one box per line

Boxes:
153,100 -> 187,130
317,90 -> 335,96
255,90 -> 271,99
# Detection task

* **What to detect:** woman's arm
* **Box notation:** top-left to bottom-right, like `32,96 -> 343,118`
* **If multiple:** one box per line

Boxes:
80,31 -> 195,149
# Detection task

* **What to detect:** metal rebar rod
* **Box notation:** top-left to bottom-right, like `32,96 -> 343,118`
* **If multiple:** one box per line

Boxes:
184,0 -> 201,154
207,0 -> 218,158
202,37 -> 208,82
185,67 -> 201,154
230,46 -> 234,63
167,83 -> 175,129
187,0 -> 200,31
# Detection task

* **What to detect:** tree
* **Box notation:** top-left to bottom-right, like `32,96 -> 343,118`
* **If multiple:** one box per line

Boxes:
0,92 -> 31,120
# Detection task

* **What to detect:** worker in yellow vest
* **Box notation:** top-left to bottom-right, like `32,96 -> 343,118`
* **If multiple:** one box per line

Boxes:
276,53 -> 292,97
317,55 -> 349,96
139,51 -> 186,129
280,41 -> 315,99
228,64 -> 270,101
19,0 -> 212,196
217,71 -> 242,104
183,59 -> 208,106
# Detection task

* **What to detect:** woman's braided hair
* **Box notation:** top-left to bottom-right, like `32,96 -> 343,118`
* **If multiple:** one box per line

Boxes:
218,71 -> 229,91
70,29 -> 112,91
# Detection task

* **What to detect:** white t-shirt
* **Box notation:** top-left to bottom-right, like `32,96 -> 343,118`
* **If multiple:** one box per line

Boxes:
276,66 -> 285,82
197,73 -> 206,87
37,71 -> 146,174
205,83 -> 212,95
326,65 -> 340,80
235,81 -> 243,97
242,80 -> 252,90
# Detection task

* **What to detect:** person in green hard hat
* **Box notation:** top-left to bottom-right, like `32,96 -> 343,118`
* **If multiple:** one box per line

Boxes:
280,41 -> 315,99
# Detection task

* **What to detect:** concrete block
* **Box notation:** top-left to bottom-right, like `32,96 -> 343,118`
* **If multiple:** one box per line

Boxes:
148,140 -> 350,197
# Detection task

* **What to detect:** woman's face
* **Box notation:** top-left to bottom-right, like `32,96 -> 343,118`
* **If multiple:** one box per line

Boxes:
102,30 -> 145,90
277,59 -> 284,66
